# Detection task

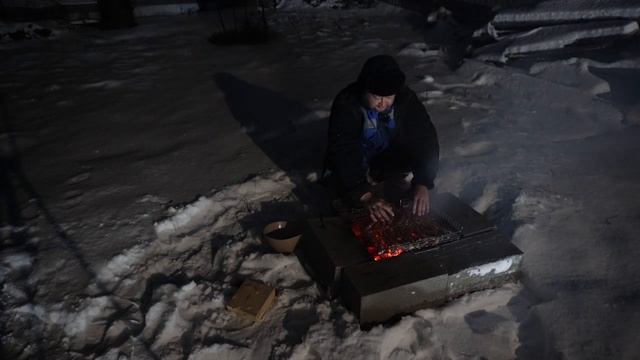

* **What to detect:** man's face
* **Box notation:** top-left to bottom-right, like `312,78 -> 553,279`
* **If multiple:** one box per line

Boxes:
365,92 -> 395,112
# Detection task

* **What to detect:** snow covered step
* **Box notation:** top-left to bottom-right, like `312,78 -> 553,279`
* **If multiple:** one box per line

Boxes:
493,0 -> 640,28
475,20 -> 639,63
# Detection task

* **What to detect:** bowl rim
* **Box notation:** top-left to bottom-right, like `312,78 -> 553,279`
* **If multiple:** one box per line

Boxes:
262,221 -> 302,241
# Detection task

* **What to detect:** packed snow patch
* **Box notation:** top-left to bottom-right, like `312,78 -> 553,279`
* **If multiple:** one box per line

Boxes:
289,284 -> 521,360
472,183 -> 499,214
238,252 -> 308,287
155,171 -> 295,239
12,303 -> 49,323
294,109 -> 330,125
511,191 -> 569,222
81,80 -> 125,90
528,57 -> 612,95
95,246 -> 147,287
455,140 -> 496,157
188,343 -> 251,360
398,42 -> 440,57
431,72 -> 498,91
2,253 -> 33,274
63,296 -> 113,338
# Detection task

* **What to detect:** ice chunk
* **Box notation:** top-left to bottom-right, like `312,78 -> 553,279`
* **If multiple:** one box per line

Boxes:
398,42 -> 441,57
475,20 -> 639,63
494,0 -> 640,28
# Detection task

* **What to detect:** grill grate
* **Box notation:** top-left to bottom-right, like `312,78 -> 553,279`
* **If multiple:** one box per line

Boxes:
350,201 -> 463,261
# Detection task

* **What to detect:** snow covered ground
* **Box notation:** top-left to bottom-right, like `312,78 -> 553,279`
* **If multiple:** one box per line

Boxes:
2,3 -> 640,359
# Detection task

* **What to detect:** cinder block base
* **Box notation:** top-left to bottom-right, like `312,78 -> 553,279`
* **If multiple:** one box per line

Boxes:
298,217 -> 370,294
298,192 -> 523,325
340,252 -> 448,324
340,231 -> 522,325
444,232 -> 523,299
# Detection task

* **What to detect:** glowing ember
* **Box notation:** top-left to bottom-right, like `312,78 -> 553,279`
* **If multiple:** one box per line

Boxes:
351,204 -> 462,261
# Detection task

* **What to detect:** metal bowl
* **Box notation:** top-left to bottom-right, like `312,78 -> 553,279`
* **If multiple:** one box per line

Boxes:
262,221 -> 302,253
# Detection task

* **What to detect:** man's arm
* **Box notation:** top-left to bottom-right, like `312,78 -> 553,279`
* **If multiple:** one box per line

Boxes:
403,91 -> 440,190
401,91 -> 439,215
327,94 -> 372,204
360,192 -> 395,223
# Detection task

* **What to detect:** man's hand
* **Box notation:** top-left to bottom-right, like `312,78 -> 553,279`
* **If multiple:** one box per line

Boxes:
412,185 -> 430,216
360,192 -> 395,223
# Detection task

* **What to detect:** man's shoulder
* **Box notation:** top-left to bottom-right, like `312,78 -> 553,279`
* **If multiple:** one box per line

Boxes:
396,86 -> 418,104
395,86 -> 425,114
334,83 -> 361,107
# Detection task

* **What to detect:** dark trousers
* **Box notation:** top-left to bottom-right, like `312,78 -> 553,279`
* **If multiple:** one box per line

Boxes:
368,146 -> 412,182
368,146 -> 414,203
323,145 -> 413,209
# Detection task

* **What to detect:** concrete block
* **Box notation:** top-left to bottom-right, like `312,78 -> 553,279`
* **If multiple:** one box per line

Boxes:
340,233 -> 522,324
297,193 -> 523,325
341,252 -> 448,325
298,217 -> 370,292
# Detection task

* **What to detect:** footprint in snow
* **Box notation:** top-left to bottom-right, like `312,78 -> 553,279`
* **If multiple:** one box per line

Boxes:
454,141 -> 496,157
472,183 -> 499,215
380,317 -> 433,360
282,306 -> 319,346
461,179 -> 499,215
61,189 -> 85,209
464,310 -> 508,334
66,172 -> 91,185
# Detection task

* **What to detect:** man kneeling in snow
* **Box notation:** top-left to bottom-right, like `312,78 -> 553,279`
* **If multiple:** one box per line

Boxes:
326,54 -> 439,223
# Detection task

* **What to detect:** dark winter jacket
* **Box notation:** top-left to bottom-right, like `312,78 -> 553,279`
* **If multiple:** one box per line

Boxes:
327,83 -> 439,204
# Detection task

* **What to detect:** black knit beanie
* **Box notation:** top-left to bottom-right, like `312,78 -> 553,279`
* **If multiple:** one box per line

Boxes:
357,55 -> 406,96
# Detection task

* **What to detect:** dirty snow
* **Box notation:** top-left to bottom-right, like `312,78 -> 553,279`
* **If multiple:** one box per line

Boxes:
1,3 -> 640,360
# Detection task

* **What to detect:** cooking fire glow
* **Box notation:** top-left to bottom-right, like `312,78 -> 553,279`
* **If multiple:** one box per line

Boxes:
351,205 -> 462,261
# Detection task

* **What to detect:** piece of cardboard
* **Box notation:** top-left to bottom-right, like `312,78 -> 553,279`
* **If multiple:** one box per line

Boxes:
227,279 -> 276,321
